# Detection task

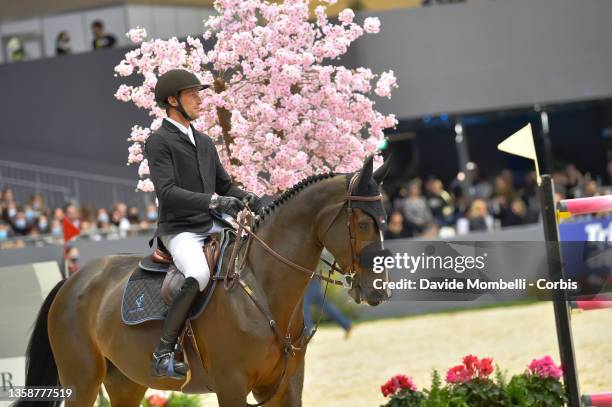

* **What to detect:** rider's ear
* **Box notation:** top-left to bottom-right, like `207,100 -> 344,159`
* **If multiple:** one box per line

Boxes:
373,155 -> 392,185
167,95 -> 179,107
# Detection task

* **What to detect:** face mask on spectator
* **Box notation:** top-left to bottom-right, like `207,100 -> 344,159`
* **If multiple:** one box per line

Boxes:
25,210 -> 35,220
52,227 -> 62,236
8,208 -> 16,218
14,219 -> 27,230
98,213 -> 109,223
39,220 -> 48,230
147,211 -> 157,221
0,230 -> 7,240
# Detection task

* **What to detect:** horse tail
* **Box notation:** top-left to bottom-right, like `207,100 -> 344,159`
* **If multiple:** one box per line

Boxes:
12,279 -> 66,407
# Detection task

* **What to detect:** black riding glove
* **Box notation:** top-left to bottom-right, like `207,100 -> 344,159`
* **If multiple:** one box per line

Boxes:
244,192 -> 262,213
209,195 -> 245,218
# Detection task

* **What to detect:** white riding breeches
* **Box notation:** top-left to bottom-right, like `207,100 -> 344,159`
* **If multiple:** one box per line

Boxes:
160,213 -> 232,291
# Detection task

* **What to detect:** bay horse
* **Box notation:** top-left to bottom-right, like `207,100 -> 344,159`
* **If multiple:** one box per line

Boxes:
16,155 -> 391,407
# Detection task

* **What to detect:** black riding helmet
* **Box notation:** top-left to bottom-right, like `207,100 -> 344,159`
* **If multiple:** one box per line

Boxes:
154,69 -> 208,121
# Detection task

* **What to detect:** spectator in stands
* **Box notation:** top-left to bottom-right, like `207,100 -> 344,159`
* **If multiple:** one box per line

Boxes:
425,177 -> 454,226
384,211 -> 410,240
128,206 -> 140,224
97,208 -> 111,228
145,203 -> 158,222
114,201 -> 128,219
52,207 -> 64,221
3,201 -> 18,224
0,222 -> 10,242
24,204 -> 36,224
91,20 -> 117,50
37,215 -> 50,234
64,203 -> 80,228
50,218 -> 63,238
464,198 -> 493,233
66,246 -> 81,275
29,192 -> 46,217
400,179 -> 433,236
11,210 -> 30,236
55,31 -> 72,55
2,187 -> 15,205
583,180 -> 598,197
501,197 -> 530,227
565,164 -> 584,198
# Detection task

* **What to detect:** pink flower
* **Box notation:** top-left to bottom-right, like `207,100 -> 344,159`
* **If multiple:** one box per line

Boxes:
363,17 -> 381,34
114,84 -> 133,101
127,27 -> 147,44
375,70 -> 397,98
338,9 -> 355,25
138,159 -> 150,177
528,356 -> 563,380
137,178 -> 155,192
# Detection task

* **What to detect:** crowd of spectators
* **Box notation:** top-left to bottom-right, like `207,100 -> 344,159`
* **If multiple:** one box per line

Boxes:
0,187 -> 156,249
383,164 -> 611,240
1,163 -> 610,249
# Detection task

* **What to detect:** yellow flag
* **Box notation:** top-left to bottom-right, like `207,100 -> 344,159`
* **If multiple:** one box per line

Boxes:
497,123 -> 541,184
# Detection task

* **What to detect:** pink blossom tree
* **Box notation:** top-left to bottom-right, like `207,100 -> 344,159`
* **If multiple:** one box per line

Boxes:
115,0 -> 398,195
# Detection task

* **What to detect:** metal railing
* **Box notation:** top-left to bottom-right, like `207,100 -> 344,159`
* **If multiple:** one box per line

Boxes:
0,159 -> 152,210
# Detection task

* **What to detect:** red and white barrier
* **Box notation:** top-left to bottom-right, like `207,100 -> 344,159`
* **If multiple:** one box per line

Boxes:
571,293 -> 612,311
558,195 -> 612,216
582,392 -> 612,407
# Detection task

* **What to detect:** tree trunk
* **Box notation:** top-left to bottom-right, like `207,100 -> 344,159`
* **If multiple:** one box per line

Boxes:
213,77 -> 241,166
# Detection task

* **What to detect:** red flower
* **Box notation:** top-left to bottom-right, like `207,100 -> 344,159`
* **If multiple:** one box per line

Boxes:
446,364 -> 470,384
478,357 -> 494,377
380,374 -> 418,397
147,394 -> 167,407
381,379 -> 398,397
395,374 -> 417,391
463,354 -> 479,376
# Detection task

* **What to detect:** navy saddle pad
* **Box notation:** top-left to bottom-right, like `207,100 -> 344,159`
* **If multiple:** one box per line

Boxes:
121,228 -> 235,325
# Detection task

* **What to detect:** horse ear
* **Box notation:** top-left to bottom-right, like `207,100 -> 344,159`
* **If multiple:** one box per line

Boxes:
355,155 -> 374,192
373,155 -> 392,184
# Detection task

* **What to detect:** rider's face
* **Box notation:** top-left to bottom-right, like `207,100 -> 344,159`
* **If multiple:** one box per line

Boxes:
176,87 -> 203,120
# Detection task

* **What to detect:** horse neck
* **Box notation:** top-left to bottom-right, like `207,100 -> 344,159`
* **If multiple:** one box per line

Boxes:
249,177 -> 344,332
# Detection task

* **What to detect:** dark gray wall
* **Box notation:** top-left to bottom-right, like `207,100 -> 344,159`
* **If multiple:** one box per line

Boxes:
0,47 -> 149,178
1,0 -> 611,174
359,0 -> 612,118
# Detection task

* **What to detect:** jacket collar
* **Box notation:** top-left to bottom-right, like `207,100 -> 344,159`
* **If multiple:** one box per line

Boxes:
162,118 -> 186,134
162,118 -> 200,148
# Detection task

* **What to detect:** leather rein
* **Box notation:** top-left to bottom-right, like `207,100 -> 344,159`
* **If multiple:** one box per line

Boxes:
213,173 -> 382,406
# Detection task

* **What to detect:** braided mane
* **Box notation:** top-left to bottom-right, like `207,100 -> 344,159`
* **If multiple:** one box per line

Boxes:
252,172 -> 336,232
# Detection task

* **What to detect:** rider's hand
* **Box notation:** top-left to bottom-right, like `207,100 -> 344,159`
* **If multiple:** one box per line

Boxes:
243,192 -> 262,213
209,196 -> 245,218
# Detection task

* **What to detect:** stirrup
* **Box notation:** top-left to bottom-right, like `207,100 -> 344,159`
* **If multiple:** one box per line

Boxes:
151,351 -> 186,380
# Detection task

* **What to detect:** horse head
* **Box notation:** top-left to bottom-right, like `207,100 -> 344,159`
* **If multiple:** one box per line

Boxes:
319,155 -> 392,306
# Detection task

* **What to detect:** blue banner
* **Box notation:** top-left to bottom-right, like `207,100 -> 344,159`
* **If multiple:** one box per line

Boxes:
559,218 -> 611,293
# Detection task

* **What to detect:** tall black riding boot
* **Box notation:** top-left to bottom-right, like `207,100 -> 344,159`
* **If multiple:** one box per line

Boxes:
150,276 -> 200,380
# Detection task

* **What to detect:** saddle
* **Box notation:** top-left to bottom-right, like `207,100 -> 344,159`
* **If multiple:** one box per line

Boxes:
138,234 -> 223,304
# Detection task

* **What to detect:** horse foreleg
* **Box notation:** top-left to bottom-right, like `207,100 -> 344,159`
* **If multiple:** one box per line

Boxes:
213,370 -> 249,407
253,354 -> 305,407
103,359 -> 148,407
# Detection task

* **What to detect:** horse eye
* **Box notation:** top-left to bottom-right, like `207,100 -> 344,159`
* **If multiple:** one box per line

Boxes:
358,222 -> 370,230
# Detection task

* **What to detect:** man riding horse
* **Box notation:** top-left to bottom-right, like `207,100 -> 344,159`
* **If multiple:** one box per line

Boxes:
145,69 -> 262,380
